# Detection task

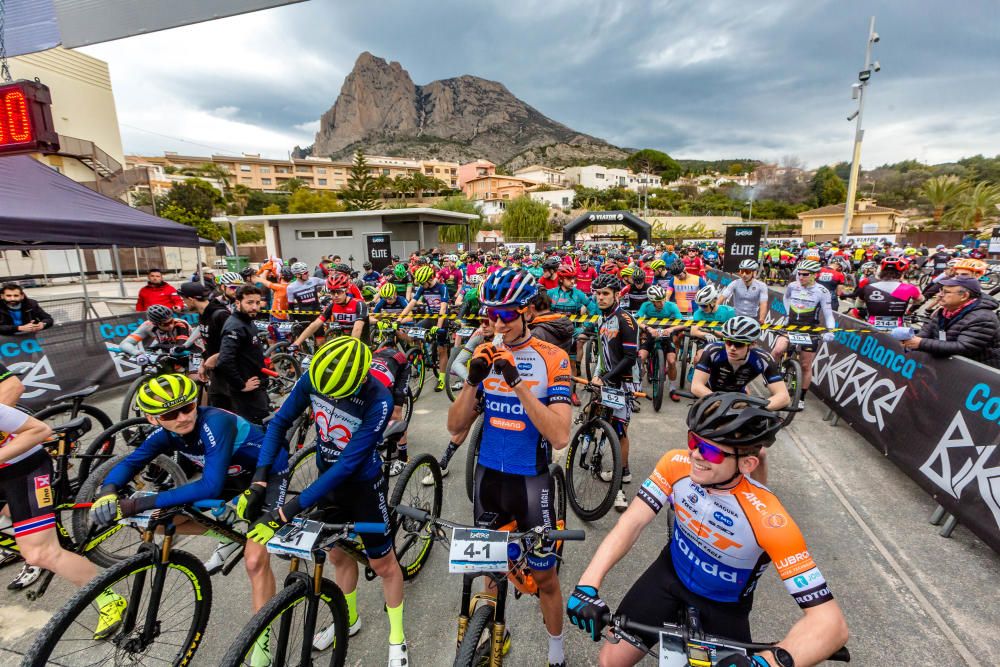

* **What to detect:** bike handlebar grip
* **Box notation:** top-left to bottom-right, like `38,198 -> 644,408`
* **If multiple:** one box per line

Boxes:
394,505 -> 430,521
192,499 -> 224,510
261,368 -> 279,377
550,529 -> 586,541
829,646 -> 851,662
353,522 -> 387,533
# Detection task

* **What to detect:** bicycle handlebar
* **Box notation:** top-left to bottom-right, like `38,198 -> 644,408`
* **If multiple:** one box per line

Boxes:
394,505 -> 585,541
572,377 -> 648,399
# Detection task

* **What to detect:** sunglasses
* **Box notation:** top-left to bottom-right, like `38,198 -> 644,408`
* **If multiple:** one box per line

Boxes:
797,272 -> 814,277
723,339 -> 748,349
157,402 -> 196,422
225,285 -> 239,290
688,431 -> 738,464
486,307 -> 523,323
330,288 -> 347,295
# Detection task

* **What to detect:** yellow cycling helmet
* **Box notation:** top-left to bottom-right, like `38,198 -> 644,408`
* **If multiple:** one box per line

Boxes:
135,373 -> 199,415
649,259 -> 666,271
475,265 -> 487,275
309,337 -> 372,398
414,266 -> 435,285
379,282 -> 397,299
620,266 -> 635,278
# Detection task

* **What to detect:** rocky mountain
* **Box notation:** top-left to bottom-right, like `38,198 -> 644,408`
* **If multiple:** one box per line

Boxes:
304,52 -> 629,168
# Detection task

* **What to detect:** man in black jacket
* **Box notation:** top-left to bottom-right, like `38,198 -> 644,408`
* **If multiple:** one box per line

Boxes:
0,284 -> 54,336
179,281 -> 231,409
217,285 -> 269,424
527,291 -> 575,355
901,277 -> 1000,369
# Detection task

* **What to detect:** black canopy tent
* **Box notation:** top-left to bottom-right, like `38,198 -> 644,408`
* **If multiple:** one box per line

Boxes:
0,155 -> 202,311
563,210 -> 652,244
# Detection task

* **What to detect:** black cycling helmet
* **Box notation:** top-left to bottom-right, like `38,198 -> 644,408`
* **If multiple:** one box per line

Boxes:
146,304 -> 173,326
240,267 -> 257,281
668,259 -> 686,276
687,392 -> 783,449
334,263 -> 351,274
280,268 -> 294,281
541,258 -> 561,271
363,261 -> 372,269
591,273 -> 622,292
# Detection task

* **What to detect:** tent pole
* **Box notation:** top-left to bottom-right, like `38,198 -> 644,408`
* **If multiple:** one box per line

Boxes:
75,244 -> 94,319
133,248 -> 140,278
196,245 -> 203,280
112,244 -> 126,297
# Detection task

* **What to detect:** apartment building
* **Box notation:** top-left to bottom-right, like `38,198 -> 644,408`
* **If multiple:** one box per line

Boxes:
514,164 -> 568,187
463,174 -> 540,217
457,160 -> 496,188
563,165 -> 660,192
421,159 -> 460,189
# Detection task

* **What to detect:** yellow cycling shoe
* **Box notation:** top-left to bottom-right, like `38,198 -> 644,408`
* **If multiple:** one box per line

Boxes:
94,593 -> 127,640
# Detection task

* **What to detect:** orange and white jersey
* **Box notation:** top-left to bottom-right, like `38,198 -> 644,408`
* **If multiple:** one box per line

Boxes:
637,449 -> 833,607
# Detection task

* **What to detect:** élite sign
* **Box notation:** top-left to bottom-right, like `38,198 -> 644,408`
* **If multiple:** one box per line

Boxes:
365,233 -> 393,271
723,225 -> 762,272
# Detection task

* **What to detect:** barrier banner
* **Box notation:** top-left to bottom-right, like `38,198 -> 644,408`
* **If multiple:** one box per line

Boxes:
707,268 -> 1000,554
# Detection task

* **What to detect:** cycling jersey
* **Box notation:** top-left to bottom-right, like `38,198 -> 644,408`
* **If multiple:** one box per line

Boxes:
784,281 -> 835,329
666,274 -> 707,315
691,305 -> 736,325
815,268 -> 846,308
622,284 -> 650,313
286,277 -> 326,310
928,251 -> 952,275
260,375 -> 391,510
695,343 -> 782,392
638,450 -> 834,607
477,336 -> 571,476
720,279 -> 769,319
682,256 -> 706,278
458,288 -> 481,319
437,267 -> 463,299
538,275 -> 559,290
636,300 -> 683,322
464,262 -> 483,278
597,304 -> 640,385
650,272 -> 672,290
575,266 -> 598,293
548,287 -> 591,317
258,277 -> 290,320
0,404 -> 42,473
412,282 -> 450,313
860,280 -> 922,330
361,271 -> 382,286
319,298 -> 369,330
119,318 -> 192,356
102,407 -> 289,509
369,347 -> 410,406
372,296 -> 409,315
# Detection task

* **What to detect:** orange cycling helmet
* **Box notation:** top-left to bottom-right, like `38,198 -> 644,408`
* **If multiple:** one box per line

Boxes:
953,258 -> 987,277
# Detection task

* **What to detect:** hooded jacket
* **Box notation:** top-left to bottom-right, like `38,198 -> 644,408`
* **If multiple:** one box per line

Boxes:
529,312 -> 575,355
916,294 -> 1000,368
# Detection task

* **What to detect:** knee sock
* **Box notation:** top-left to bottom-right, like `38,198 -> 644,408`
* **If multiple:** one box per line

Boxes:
440,441 -> 460,470
345,589 -> 358,624
397,443 -> 408,462
547,631 -> 565,664
386,601 -> 405,644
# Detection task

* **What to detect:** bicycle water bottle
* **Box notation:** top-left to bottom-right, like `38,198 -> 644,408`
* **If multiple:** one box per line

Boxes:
507,542 -> 521,562
579,432 -> 592,459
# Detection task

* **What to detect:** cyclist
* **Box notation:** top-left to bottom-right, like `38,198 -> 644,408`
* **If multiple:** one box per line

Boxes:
249,338 -> 407,665
256,266 -> 293,325
567,392 -> 848,667
384,263 -> 415,302
397,265 -> 451,392
438,254 -> 464,300
370,282 -> 410,340
927,245 -> 952,277
90,374 -> 288,655
719,259 -> 769,322
179,281 -> 234,410
590,272 -> 640,513
285,262 -> 327,323
665,260 -> 707,317
118,304 -> 193,357
539,257 -> 561,290
815,259 -> 848,313
575,258 -> 598,294
330,263 -> 365,301
548,264 -> 593,402
370,345 -> 413,476
621,266 -> 650,313
690,284 -> 736,348
770,261 -> 836,410
290,273 -> 368,349
446,268 -> 573,667
636,285 -> 686,397
856,257 -> 923,331
361,262 -> 382,287
215,272 -> 245,311
682,247 -> 706,278
455,272 -> 484,320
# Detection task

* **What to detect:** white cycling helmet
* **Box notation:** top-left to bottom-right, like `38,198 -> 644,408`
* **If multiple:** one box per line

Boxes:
720,316 -> 761,344
646,285 -> 667,301
467,273 -> 483,285
796,260 -> 822,274
738,259 -> 759,271
695,283 -> 720,306
290,262 -> 309,275
217,271 -> 244,286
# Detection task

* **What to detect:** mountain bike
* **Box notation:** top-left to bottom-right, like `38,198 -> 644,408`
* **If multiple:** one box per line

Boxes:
220,518 -> 384,667
114,343 -> 197,420
644,335 -> 669,412
445,322 -> 481,402
565,378 -> 646,521
771,332 -> 808,427
395,486 -> 584,667
399,316 -> 459,400
25,498 -> 245,666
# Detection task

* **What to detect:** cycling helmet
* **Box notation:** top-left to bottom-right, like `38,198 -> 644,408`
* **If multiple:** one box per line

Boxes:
414,265 -> 436,285
378,282 -> 397,299
620,266 -> 635,278
880,257 -> 909,272
557,265 -> 576,279
280,268 -> 294,281
649,259 -> 666,271
475,265 -> 487,275
738,259 -> 759,271
135,373 -> 199,416
361,285 -> 377,301
467,273 -> 483,286
687,392 -> 783,448
541,258 -> 561,271
720,316 -> 761,344
240,267 -> 257,281
796,260 -> 822,273
646,285 -> 667,301
363,262 -> 372,270
935,244 -> 946,250
668,260 -> 686,276
591,273 -> 623,292
479,269 -> 537,308
953,258 -> 988,276
333,263 -> 351,274
393,264 -> 409,280
946,258 -> 959,269
601,263 -> 619,275
218,271 -> 244,286
309,337 -> 372,398
860,261 -> 878,272
290,262 -> 309,275
326,273 -> 352,291
146,304 -> 174,325
695,284 -> 720,306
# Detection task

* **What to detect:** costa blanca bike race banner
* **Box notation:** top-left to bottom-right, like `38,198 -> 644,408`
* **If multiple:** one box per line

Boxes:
1,312 -> 201,411
707,269 -> 1000,554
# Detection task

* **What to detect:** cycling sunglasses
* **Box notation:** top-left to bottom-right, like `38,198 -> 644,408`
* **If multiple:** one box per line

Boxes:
688,431 -> 739,464
722,339 -> 748,349
797,271 -> 815,278
157,402 -> 197,422
486,307 -> 523,323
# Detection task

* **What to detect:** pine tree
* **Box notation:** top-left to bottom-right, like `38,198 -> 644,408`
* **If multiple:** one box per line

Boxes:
342,150 -> 381,211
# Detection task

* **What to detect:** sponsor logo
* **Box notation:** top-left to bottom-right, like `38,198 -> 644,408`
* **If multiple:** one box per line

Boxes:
516,362 -> 532,371
776,550 -> 811,570
469,531 -> 491,539
766,513 -> 787,528
674,533 -> 739,583
485,398 -> 525,416
741,491 -> 767,513
687,493 -> 699,506
794,587 -> 832,605
489,416 -> 526,431
7,356 -> 60,400
712,511 -> 734,527
559,358 -> 569,369
811,341 -> 907,431
671,453 -> 689,464
0,338 -> 43,358
965,383 -> 1000,426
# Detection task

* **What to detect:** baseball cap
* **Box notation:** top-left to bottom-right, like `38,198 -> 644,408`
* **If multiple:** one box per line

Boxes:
938,276 -> 982,295
178,281 -> 210,298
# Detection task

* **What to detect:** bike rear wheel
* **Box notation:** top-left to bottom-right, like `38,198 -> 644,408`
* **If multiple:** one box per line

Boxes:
221,576 -> 348,667
444,345 -> 464,403
581,337 -> 597,381
25,548 -> 211,667
565,418 -> 622,522
465,415 -> 484,503
287,445 -> 318,502
78,416 -> 158,481
779,358 -> 803,427
405,347 -> 426,401
267,352 -> 301,403
390,453 -> 442,580
120,373 -> 151,420
454,603 -> 496,667
651,347 -> 666,412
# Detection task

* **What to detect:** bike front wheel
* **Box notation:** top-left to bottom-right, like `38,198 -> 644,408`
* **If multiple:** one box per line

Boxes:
779,358 -> 803,427
221,576 -> 349,667
651,347 -> 666,412
454,603 -> 497,667
565,418 -> 622,522
25,548 -> 211,667
405,347 -> 426,401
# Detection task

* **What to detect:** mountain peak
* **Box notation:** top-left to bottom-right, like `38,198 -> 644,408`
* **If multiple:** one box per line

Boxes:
309,53 -> 627,167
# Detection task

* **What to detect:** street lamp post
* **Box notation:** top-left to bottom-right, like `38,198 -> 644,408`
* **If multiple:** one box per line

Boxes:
840,16 -> 880,245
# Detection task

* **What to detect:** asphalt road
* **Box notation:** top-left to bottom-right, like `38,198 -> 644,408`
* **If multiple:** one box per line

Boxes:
1,381 -> 999,666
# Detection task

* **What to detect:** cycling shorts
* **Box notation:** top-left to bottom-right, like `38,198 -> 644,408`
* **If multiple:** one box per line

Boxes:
777,332 -> 819,353
0,450 -> 57,537
473,465 -> 556,570
417,318 -> 450,346
315,472 -> 393,560
617,545 -> 752,648
641,332 -> 674,355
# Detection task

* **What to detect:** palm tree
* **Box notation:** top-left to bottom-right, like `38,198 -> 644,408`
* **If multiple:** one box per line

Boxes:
410,172 -> 435,202
920,175 -> 968,225
373,175 -> 393,200
392,174 -> 413,199
944,181 -> 1000,230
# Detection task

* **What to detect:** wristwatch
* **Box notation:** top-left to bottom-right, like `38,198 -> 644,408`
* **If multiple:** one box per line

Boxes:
771,647 -> 794,667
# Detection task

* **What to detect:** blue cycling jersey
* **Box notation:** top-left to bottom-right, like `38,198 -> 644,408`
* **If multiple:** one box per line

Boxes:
691,305 -> 736,323
413,283 -> 450,312
372,296 -> 409,314
260,375 -> 391,510
103,407 -> 288,509
547,287 -> 593,316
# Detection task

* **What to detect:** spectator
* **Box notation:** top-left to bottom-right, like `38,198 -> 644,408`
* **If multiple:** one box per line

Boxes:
135,269 -> 183,312
901,277 -> 1000,368
526,291 -> 574,355
178,281 -> 232,409
0,283 -> 54,336
216,286 -> 269,424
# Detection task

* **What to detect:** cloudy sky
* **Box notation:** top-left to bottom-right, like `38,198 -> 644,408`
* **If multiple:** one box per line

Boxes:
80,0 -> 1000,168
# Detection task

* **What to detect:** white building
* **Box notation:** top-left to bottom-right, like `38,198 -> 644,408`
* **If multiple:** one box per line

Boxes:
514,165 -> 568,187
529,189 -> 575,210
563,164 -> 661,192
628,172 -> 662,191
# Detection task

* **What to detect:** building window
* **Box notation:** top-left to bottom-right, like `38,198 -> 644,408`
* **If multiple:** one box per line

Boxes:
296,166 -> 310,172
261,178 -> 272,185
813,220 -> 824,229
240,165 -> 251,172
318,179 -> 328,186
259,166 -> 270,174
562,197 -> 570,206
240,177 -> 252,184
277,167 -> 290,174
595,173 -> 605,179
317,168 -> 326,174
335,230 -> 352,238
382,168 -> 390,176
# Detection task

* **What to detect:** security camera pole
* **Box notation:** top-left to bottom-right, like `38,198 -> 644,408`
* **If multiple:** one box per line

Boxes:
840,16 -> 879,245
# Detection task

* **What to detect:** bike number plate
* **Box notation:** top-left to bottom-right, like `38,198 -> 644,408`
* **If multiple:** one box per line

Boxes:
873,316 -> 897,330
188,353 -> 202,372
119,491 -> 158,529
657,632 -> 688,667
448,527 -> 508,573
300,354 -> 312,371
456,327 -> 475,338
787,332 -> 812,346
266,518 -> 324,560
600,387 -> 628,410
407,328 -> 427,340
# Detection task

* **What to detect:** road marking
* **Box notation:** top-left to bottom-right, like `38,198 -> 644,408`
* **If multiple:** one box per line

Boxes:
785,424 -> 981,667
0,604 -> 51,642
